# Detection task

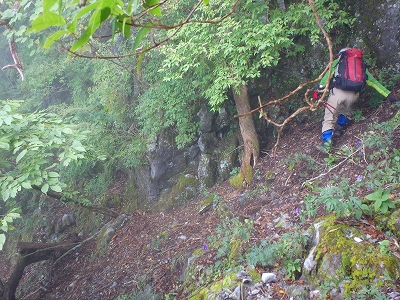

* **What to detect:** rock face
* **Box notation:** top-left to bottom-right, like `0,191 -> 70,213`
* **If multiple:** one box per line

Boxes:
347,0 -> 400,65
127,105 -> 239,210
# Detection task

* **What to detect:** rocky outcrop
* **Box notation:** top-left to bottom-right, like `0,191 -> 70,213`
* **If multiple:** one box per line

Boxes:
185,216 -> 400,299
127,105 -> 239,210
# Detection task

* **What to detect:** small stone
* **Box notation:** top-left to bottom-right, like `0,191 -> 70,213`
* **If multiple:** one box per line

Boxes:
261,272 -> 277,283
251,289 -> 260,295
310,290 -> 320,298
354,237 -> 363,243
242,276 -> 252,284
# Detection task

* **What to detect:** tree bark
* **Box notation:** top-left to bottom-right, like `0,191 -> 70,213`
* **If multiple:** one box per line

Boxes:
232,84 -> 260,185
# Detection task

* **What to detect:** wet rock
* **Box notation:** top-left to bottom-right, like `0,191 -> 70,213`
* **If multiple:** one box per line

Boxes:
198,133 -> 218,154
197,105 -> 216,133
56,214 -> 76,233
197,153 -> 217,189
95,214 -> 128,256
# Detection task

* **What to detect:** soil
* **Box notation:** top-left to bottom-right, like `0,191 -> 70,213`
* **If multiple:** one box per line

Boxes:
0,99 -> 399,300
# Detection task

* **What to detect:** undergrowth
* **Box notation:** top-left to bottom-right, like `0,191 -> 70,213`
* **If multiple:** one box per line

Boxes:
186,115 -> 400,299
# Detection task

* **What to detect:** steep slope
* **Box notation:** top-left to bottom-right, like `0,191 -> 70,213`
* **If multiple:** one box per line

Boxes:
1,98 -> 399,300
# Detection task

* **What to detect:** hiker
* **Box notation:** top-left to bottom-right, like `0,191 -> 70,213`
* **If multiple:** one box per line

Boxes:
315,48 -> 398,152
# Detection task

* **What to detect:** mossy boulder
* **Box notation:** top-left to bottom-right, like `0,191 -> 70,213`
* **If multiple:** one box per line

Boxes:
374,208 -> 400,240
302,216 -> 400,298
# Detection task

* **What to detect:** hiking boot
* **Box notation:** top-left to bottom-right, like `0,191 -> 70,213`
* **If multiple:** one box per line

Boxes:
317,140 -> 332,153
333,124 -> 346,138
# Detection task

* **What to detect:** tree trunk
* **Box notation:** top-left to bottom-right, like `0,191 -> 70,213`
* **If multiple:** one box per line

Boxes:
1,241 -> 78,300
232,84 -> 260,185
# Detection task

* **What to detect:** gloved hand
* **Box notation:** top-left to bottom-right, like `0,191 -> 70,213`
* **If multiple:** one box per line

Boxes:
312,85 -> 324,100
388,93 -> 399,103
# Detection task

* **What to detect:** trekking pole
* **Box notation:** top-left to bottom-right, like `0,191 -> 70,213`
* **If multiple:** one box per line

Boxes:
312,90 -> 352,120
321,100 -> 352,121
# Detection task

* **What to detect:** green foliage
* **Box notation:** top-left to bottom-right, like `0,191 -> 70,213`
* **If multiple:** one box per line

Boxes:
158,0 -> 353,111
378,240 -> 390,256
365,188 -> 394,214
0,100 -> 89,248
245,229 -> 308,280
114,285 -> 160,300
0,101 -> 88,201
26,0 -> 211,55
285,153 -> 318,172
195,217 -> 253,284
324,153 -> 337,166
352,109 -> 364,122
302,114 -> 400,221
349,285 -> 390,300
0,208 -> 21,250
285,258 -> 301,280
135,55 -> 200,148
302,179 -> 370,220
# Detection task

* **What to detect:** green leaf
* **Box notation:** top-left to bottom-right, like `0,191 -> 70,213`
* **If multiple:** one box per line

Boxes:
380,203 -> 388,214
41,183 -> 49,194
129,0 -> 140,14
43,0 -> 59,12
3,115 -> 13,125
67,2 -> 100,33
62,128 -> 73,134
355,209 -> 362,220
0,139 -> 10,150
381,189 -> 391,201
100,7 -> 111,24
1,190 -> 10,201
28,11 -> 66,33
50,185 -> 62,192
144,0 -> 162,16
74,146 -> 86,152
48,172 -> 59,178
374,198 -> 383,211
70,1 -> 113,52
202,0 -> 209,5
7,213 -> 20,219
0,223 -> 7,232
136,52 -> 145,74
44,30 -> 69,48
0,234 -> 5,250
16,149 -> 27,163
122,16 -> 131,38
63,158 -> 71,166
132,23 -> 151,52
21,181 -> 32,189
365,188 -> 383,201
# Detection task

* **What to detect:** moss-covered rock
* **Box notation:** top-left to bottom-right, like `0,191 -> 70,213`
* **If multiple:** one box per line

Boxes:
377,208 -> 400,239
302,216 -> 400,297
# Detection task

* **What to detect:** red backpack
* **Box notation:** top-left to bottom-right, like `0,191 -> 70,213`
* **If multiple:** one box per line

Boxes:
333,48 -> 368,92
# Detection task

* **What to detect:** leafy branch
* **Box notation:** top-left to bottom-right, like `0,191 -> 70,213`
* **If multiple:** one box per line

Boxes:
234,0 -> 336,156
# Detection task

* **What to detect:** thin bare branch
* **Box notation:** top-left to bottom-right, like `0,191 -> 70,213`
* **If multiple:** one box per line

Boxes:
62,0 -> 239,60
235,0 -> 336,157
